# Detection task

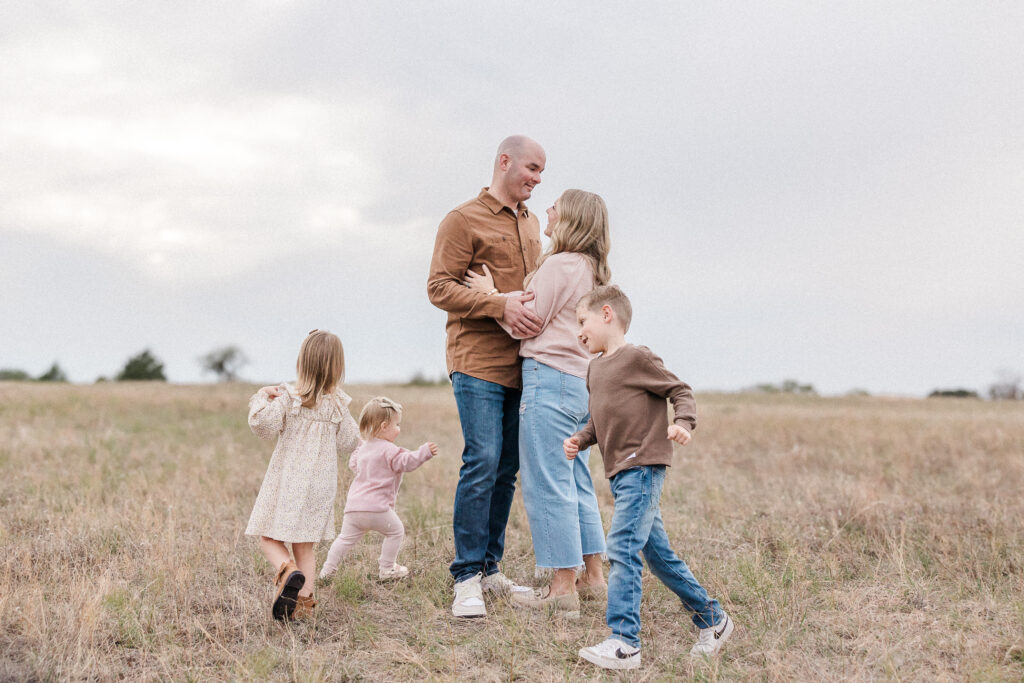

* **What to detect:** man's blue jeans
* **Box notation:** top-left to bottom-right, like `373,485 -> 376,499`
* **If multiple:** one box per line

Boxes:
606,465 -> 723,647
449,372 -> 521,583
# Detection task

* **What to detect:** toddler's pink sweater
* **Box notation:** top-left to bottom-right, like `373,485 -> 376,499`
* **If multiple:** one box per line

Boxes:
343,438 -> 434,513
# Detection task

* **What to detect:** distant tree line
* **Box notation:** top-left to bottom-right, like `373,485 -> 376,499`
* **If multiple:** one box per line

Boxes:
0,363 -> 69,382
928,388 -> 979,399
1,344 -> 249,383
928,370 -> 1022,400
749,379 -> 817,395
405,370 -> 450,387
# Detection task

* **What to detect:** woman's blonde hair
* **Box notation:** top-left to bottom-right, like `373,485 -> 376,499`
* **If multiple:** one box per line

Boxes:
526,189 -> 611,288
358,397 -> 402,439
295,330 -> 345,408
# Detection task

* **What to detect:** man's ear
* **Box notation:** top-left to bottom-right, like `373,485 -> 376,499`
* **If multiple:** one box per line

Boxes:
498,153 -> 511,171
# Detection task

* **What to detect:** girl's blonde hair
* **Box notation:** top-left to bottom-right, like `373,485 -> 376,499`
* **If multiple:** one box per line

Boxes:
358,397 -> 402,439
295,330 -> 345,408
526,189 -> 611,288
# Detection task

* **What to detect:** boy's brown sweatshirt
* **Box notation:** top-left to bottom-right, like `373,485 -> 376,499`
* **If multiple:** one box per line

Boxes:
573,344 -> 697,479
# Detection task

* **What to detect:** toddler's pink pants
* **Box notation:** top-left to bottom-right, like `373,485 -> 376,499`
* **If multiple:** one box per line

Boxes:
322,510 -> 405,573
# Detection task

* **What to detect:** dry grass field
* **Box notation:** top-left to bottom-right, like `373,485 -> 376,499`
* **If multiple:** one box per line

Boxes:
1,381 -> 1022,681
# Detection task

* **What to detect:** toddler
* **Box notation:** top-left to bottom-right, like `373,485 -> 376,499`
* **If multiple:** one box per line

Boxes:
245,329 -> 361,621
320,397 -> 438,581
564,286 -> 735,670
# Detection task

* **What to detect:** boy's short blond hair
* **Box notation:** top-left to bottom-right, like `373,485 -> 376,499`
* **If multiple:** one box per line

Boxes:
358,397 -> 402,439
577,284 -> 633,332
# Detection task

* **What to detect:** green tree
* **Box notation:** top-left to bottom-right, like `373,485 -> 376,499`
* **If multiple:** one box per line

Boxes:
0,368 -> 31,381
199,346 -> 248,382
116,349 -> 166,381
37,363 -> 68,382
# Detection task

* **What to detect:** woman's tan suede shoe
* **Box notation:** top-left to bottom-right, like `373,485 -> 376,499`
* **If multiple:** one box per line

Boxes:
576,582 -> 608,601
511,586 -> 580,619
272,560 -> 305,621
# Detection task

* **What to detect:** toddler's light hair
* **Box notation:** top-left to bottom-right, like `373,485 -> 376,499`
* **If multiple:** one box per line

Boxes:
295,329 -> 345,408
359,396 -> 403,439
577,284 -> 633,332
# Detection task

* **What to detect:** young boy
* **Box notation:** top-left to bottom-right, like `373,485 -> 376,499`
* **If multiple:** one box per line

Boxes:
563,285 -> 733,670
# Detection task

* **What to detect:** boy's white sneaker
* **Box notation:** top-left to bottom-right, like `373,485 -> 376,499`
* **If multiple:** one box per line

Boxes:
480,571 -> 531,597
690,612 -> 734,657
452,573 -> 486,618
378,564 -> 409,581
578,638 -> 641,670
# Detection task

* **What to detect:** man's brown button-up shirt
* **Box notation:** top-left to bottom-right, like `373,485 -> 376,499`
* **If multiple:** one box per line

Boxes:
427,188 -> 542,389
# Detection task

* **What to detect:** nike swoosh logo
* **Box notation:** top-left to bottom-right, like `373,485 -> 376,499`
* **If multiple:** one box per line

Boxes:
615,648 -> 639,659
714,616 -> 730,639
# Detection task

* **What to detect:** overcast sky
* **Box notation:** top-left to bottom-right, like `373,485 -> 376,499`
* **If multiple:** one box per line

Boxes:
2,2 -> 1021,396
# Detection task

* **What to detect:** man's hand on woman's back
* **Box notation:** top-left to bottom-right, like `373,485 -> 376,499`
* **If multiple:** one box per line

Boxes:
502,292 -> 542,337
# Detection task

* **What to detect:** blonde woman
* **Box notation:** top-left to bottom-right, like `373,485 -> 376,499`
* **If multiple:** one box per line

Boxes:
464,189 -> 611,616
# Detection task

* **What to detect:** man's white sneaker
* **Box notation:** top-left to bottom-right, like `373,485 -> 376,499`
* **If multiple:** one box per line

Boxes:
690,612 -> 734,657
578,638 -> 641,670
480,571 -> 532,597
452,573 -> 487,618
379,564 -> 409,581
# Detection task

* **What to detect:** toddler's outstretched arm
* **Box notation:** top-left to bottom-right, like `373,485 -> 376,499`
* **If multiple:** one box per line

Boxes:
386,442 -> 438,472
248,389 -> 286,439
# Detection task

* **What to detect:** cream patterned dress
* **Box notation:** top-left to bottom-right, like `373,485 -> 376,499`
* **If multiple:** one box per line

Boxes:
245,385 -> 361,542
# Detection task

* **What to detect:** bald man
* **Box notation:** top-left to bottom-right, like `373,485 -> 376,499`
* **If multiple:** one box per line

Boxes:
427,136 -> 546,617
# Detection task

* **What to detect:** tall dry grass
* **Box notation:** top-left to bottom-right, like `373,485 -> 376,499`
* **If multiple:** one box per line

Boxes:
1,382 -> 1022,681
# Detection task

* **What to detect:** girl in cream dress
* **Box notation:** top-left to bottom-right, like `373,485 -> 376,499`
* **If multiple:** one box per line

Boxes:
245,329 -> 360,620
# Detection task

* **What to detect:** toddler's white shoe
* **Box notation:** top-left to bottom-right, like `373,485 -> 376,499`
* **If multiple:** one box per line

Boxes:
578,638 -> 641,670
379,564 -> 409,581
480,571 -> 531,597
318,564 -> 336,581
690,612 -> 734,657
452,572 -> 486,618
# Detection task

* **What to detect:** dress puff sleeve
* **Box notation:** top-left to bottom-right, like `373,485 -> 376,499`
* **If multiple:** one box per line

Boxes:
331,390 -> 361,456
248,390 -> 287,439
348,441 -> 364,473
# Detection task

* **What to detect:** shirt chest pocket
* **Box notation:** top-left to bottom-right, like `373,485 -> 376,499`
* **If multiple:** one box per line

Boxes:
477,235 -> 520,269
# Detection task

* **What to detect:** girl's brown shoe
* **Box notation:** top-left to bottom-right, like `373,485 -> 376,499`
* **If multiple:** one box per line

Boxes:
272,560 -> 305,621
292,594 -> 317,620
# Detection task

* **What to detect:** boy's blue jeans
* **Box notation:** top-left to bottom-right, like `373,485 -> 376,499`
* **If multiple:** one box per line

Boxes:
606,465 -> 724,647
449,372 -> 521,583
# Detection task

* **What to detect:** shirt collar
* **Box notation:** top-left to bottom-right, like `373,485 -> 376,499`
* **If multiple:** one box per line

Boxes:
479,187 -> 530,218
